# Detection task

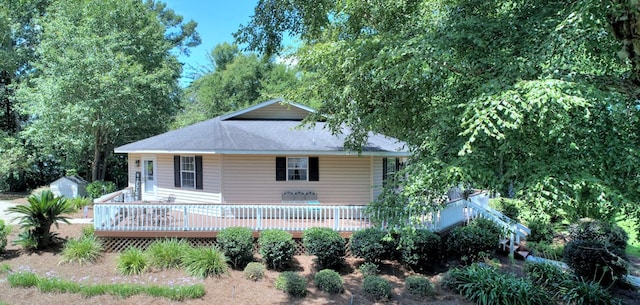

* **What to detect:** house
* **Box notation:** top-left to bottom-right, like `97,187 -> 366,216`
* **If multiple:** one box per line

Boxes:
50,175 -> 89,198
113,99 -> 410,205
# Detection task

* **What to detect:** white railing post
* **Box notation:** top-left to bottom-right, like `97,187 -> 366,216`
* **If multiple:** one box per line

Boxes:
257,207 -> 262,231
334,207 -> 340,231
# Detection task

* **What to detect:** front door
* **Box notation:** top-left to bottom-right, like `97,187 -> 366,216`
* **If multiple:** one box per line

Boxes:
142,158 -> 157,200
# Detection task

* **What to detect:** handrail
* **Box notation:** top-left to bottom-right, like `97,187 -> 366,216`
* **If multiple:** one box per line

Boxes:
94,203 -> 373,232
464,198 -> 530,255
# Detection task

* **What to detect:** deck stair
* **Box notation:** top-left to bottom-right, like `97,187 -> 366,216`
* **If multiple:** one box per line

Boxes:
463,197 -> 531,258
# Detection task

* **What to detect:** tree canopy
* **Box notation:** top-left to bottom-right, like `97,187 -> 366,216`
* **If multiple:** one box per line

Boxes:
15,0 -> 200,183
237,0 -> 640,224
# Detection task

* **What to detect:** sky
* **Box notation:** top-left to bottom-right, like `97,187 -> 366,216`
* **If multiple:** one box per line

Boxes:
163,1 -> 259,86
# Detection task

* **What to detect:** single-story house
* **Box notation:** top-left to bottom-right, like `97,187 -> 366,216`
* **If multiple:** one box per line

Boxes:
114,99 -> 410,205
50,175 -> 89,198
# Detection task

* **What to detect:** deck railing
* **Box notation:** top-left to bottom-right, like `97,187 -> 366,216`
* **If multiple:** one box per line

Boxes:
94,203 -> 373,232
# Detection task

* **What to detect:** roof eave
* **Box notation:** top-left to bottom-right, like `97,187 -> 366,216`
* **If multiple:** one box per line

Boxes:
113,149 -> 411,157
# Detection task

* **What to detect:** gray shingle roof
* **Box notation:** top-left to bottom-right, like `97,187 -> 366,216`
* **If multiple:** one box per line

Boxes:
115,100 -> 409,156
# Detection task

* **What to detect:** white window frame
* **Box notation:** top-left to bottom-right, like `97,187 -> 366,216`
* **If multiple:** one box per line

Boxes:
287,157 -> 308,181
181,155 -> 196,189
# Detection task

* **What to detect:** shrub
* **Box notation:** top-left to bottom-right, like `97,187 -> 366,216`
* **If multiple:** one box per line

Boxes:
399,228 -> 441,269
217,227 -> 254,269
447,218 -> 502,263
182,246 -> 228,278
59,236 -> 104,265
8,190 -> 74,250
359,262 -> 379,277
350,228 -> 388,263
526,217 -> 555,243
303,227 -> 345,269
86,181 -> 116,199
405,275 -> 435,297
0,220 -> 11,252
563,219 -> 628,285
314,269 -> 344,293
67,197 -> 92,211
445,264 -> 551,305
275,271 -> 307,297
243,262 -> 266,281
145,238 -> 190,270
116,247 -> 148,275
527,241 -> 564,260
258,229 -> 295,270
492,198 -> 521,221
362,276 -> 391,300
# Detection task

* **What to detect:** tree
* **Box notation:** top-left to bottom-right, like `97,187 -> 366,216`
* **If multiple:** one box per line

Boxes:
173,43 -> 303,128
16,0 -> 200,182
8,190 -> 74,250
237,0 -> 640,226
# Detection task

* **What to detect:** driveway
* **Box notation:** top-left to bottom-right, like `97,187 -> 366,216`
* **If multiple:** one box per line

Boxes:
0,200 -> 19,225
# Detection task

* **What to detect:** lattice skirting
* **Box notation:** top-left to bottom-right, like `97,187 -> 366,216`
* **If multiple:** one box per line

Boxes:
98,236 -> 315,255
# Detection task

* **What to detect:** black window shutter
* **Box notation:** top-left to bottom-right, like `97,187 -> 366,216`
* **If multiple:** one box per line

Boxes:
309,157 -> 319,181
395,158 -> 400,171
195,156 -> 203,190
174,155 -> 181,187
275,157 -> 286,181
382,158 -> 388,182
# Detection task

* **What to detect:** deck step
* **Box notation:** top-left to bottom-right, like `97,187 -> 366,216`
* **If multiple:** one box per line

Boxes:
516,250 -> 530,259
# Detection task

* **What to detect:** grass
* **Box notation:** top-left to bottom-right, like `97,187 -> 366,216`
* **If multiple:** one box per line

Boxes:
182,246 -> 228,278
59,236 -> 104,265
116,247 -> 148,275
616,216 -> 640,258
146,238 -> 190,270
7,271 -> 205,301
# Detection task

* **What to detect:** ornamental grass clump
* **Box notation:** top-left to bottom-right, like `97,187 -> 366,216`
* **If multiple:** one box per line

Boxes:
182,246 -> 228,278
59,235 -> 104,265
116,247 -> 148,275
314,269 -> 344,293
145,238 -> 190,270
0,220 -> 11,253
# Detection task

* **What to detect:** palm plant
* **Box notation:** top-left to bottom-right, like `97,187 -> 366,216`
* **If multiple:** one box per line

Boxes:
8,190 -> 74,249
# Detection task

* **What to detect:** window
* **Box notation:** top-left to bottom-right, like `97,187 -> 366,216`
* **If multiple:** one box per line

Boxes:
181,156 -> 196,189
174,155 -> 203,189
383,157 -> 404,186
287,157 -> 308,181
276,156 -> 319,181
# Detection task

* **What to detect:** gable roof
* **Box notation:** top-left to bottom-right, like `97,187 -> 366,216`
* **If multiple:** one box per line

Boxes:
115,99 -> 409,156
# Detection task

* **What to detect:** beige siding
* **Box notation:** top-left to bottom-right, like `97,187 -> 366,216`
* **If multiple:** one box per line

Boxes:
222,155 -> 373,204
234,102 -> 309,120
125,153 -> 222,203
372,156 -> 384,200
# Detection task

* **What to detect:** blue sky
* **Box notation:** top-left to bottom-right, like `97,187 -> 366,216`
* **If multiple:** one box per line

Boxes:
163,1 -> 259,86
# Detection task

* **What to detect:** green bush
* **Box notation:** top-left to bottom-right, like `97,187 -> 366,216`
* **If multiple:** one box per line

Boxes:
67,197 -> 92,211
445,264 -> 551,305
275,271 -> 307,297
526,217 -> 555,243
447,218 -> 502,263
405,275 -> 435,297
243,262 -> 266,281
116,247 -> 148,275
303,227 -> 345,269
145,238 -> 190,270
350,228 -> 389,263
359,262 -> 379,277
0,220 -> 11,252
563,219 -> 628,285
399,228 -> 441,269
258,229 -> 295,270
314,269 -> 344,293
362,276 -> 391,300
217,227 -> 254,269
524,261 -> 574,287
182,246 -> 228,278
8,190 -> 74,250
492,198 -> 521,221
527,241 -> 564,260
86,181 -> 116,199
59,236 -> 104,265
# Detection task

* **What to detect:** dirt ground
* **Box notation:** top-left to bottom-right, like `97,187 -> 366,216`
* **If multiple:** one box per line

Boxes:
0,222 -> 474,305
